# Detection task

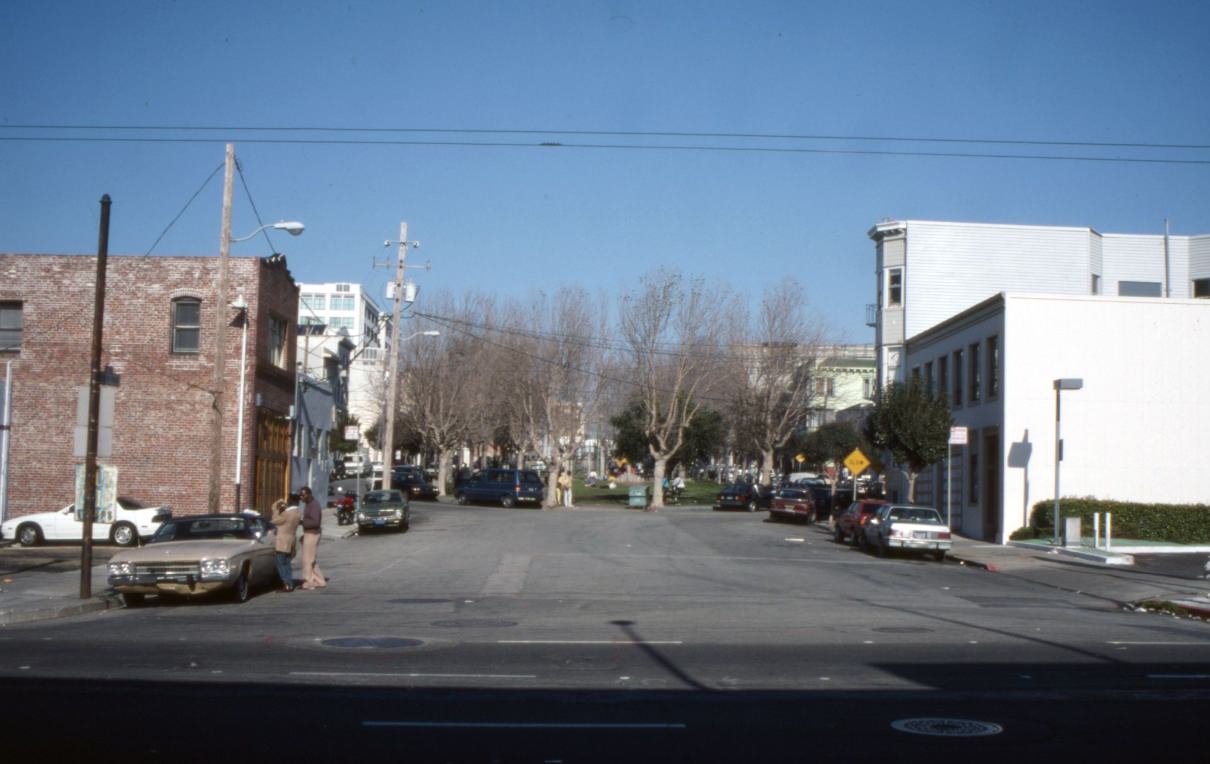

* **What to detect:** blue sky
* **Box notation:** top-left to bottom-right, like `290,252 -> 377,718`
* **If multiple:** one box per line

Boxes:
3,0 -> 1208,341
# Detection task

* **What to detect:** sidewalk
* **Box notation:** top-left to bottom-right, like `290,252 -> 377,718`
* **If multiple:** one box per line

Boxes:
0,506 -> 351,626
2,511 -> 1208,626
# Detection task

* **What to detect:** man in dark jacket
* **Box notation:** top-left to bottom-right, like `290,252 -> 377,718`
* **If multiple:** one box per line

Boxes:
298,486 -> 327,589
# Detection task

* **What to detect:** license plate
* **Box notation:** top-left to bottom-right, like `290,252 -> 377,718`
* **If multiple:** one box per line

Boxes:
374,519 -> 386,526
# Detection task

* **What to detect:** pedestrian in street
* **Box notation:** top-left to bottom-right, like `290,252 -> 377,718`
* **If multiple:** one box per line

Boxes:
298,486 -> 327,590
558,470 -> 573,508
269,499 -> 300,592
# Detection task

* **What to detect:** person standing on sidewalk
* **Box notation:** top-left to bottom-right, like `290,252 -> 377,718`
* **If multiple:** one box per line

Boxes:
558,470 -> 573,508
298,486 -> 327,590
269,499 -> 300,592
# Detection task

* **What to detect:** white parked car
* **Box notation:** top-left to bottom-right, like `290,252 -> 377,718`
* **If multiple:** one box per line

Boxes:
2,497 -> 172,547
861,503 -> 952,561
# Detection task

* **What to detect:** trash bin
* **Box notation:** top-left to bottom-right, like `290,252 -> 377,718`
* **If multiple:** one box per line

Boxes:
628,485 -> 651,509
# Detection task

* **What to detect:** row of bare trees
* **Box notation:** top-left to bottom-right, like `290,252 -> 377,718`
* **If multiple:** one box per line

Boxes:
374,269 -> 832,508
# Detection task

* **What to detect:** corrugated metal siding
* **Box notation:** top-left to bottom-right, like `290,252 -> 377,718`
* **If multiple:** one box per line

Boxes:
1188,236 -> 1210,281
1101,234 -> 1170,295
904,221 -> 1091,337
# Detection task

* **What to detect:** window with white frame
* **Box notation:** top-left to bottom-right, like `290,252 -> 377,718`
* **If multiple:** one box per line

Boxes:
301,294 -> 326,311
887,268 -> 903,306
0,301 -> 22,352
268,315 -> 288,368
330,296 -> 355,311
170,297 -> 201,353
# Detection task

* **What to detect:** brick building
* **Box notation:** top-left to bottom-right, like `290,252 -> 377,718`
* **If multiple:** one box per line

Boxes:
0,253 -> 299,522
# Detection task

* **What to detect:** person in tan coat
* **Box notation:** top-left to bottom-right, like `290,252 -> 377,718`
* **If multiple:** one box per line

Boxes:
270,499 -> 301,592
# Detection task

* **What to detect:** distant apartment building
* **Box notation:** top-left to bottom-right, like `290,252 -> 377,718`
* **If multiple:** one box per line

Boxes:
804,345 -> 876,429
1,253 -> 299,522
296,282 -> 384,458
865,220 -> 1210,542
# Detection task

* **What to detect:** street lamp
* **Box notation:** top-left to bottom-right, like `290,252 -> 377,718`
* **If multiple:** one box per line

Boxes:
207,142 -> 306,513
1052,378 -> 1084,545
380,329 -> 439,489
230,295 -> 250,513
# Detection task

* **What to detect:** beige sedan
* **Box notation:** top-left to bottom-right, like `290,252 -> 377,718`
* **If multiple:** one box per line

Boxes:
107,513 -> 280,606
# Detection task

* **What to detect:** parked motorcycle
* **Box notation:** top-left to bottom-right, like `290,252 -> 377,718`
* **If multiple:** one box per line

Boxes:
335,494 -> 356,525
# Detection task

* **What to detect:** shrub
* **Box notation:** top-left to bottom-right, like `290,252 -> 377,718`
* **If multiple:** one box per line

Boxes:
1028,498 -> 1210,543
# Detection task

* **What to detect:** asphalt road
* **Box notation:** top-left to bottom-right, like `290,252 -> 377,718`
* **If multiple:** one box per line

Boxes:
2,504 -> 1208,761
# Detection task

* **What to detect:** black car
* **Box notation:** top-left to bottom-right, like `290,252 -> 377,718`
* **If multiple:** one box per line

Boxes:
454,468 -> 545,507
393,471 -> 440,502
713,482 -> 773,512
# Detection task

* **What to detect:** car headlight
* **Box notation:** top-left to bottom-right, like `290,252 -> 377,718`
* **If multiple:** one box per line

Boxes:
199,559 -> 231,579
108,561 -> 135,576
357,512 -> 367,522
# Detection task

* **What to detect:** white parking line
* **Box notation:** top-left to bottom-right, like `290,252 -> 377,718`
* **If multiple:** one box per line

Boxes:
497,640 -> 684,645
363,721 -> 687,729
291,671 -> 537,679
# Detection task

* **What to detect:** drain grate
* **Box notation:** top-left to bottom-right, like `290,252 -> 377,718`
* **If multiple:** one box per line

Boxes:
321,637 -> 425,649
430,618 -> 518,628
891,718 -> 1003,737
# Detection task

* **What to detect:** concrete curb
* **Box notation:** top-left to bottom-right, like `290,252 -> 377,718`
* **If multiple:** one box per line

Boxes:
0,592 -> 122,626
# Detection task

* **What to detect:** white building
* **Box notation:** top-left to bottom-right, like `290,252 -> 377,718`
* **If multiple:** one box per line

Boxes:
868,220 -> 1210,387
296,282 -> 385,457
805,345 -> 876,429
864,219 -> 1210,542
902,292 -> 1209,543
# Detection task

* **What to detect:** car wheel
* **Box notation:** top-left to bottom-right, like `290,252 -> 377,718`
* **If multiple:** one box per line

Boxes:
231,566 -> 251,603
876,540 -> 888,558
16,523 -> 43,547
501,495 -> 516,509
934,549 -> 947,562
455,493 -> 468,506
111,522 -> 138,547
745,500 -> 757,513
855,531 -> 867,550
833,526 -> 844,543
121,592 -> 145,607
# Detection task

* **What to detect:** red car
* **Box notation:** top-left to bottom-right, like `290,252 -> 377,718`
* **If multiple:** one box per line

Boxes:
768,488 -> 819,523
833,499 -> 888,545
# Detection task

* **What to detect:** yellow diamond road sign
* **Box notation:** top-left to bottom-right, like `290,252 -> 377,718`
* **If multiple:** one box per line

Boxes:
844,448 -> 870,477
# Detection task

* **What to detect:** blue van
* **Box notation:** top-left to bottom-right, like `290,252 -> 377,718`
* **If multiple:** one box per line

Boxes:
453,469 -> 545,507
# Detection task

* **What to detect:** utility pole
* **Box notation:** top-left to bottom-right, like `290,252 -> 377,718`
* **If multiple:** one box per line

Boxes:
208,144 -> 235,514
380,222 -> 409,489
81,194 -> 111,598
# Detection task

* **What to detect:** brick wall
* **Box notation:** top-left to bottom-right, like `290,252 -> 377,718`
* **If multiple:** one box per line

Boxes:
0,253 -> 298,521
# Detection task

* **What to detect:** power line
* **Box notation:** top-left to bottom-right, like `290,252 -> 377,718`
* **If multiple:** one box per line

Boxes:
2,134 -> 1207,166
4,123 -> 1208,150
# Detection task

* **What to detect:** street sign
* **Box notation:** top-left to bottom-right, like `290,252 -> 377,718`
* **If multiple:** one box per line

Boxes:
949,426 -> 968,445
344,425 -> 360,441
844,448 -> 870,477
794,453 -> 806,464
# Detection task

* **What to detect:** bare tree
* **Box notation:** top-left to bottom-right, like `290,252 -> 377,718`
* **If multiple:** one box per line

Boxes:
727,281 -> 826,485
618,270 -> 730,508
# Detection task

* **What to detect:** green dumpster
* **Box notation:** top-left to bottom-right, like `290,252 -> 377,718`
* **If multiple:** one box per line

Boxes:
628,485 -> 651,509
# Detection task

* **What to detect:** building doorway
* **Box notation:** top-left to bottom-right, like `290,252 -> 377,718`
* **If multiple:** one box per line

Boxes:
982,428 -> 1001,541
253,414 -> 291,513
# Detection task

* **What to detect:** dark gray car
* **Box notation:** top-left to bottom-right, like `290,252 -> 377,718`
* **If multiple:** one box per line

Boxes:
454,469 -> 545,507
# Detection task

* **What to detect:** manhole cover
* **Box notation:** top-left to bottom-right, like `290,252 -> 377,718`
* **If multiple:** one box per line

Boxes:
320,637 -> 425,649
872,627 -> 933,634
891,718 -> 1004,737
430,618 -> 518,628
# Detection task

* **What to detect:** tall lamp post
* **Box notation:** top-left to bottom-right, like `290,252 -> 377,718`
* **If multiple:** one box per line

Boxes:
208,143 -> 306,513
230,295 -> 250,512
1052,378 -> 1084,545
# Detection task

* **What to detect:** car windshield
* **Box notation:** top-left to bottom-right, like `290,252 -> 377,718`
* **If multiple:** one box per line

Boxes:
150,517 -> 254,542
364,491 -> 403,505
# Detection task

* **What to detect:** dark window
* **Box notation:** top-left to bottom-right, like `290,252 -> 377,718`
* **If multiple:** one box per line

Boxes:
968,435 -> 979,504
268,315 -> 288,368
0,302 -> 22,352
171,298 -> 201,353
952,349 -> 964,407
937,356 -> 948,401
987,335 -> 999,398
924,361 -> 934,397
1194,278 -> 1210,299
969,342 -> 981,404
1091,274 -> 1101,295
1118,280 -> 1162,297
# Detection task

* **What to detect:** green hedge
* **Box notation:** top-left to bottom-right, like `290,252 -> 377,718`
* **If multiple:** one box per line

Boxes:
1023,498 -> 1210,543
